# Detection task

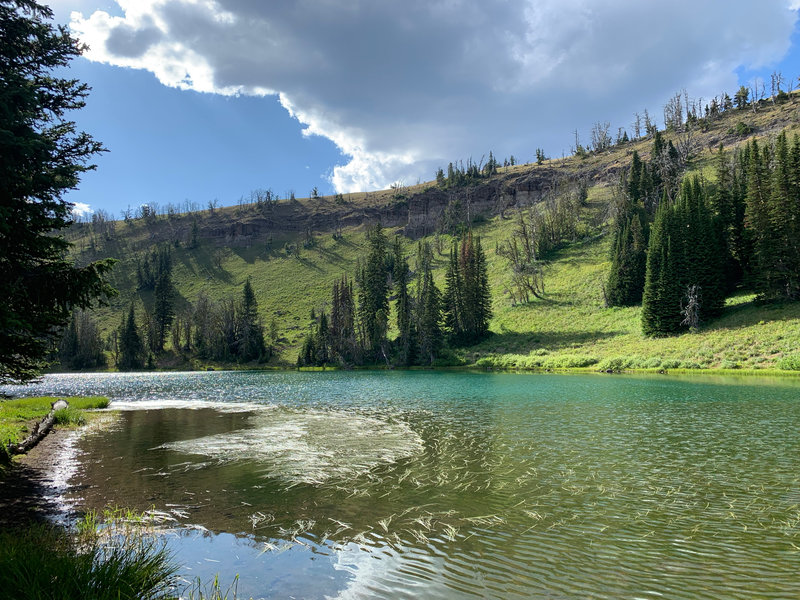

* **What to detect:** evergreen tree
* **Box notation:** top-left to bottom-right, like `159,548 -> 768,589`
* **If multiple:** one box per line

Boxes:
153,269 -> 175,352
330,275 -> 358,365
415,242 -> 442,364
0,0 -> 115,383
118,304 -> 144,370
392,236 -> 415,366
642,201 -> 681,336
442,233 -> 492,343
745,138 -> 774,295
642,178 -> 726,336
710,144 -> 747,288
357,223 -> 389,361
58,310 -> 106,369
442,242 -> 465,339
606,210 -> 647,306
236,276 -> 267,361
607,153 -> 649,306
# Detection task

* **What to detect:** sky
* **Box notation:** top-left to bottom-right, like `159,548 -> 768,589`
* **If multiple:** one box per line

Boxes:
41,0 -> 800,219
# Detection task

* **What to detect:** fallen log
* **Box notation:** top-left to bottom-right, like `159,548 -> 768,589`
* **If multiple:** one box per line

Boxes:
7,399 -> 69,457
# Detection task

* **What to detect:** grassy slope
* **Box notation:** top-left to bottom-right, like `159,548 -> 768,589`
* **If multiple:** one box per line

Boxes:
68,96 -> 800,372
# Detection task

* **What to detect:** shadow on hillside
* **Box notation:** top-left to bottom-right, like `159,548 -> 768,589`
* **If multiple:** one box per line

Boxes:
709,298 -> 800,331
231,246 -> 261,264
313,244 -> 349,265
333,236 -> 358,249
187,247 -> 233,283
176,251 -> 198,277
477,328 -> 623,353
295,255 -> 324,273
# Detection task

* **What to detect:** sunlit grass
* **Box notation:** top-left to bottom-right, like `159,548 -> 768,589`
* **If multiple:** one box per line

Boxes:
64,97 -> 800,372
0,396 -> 110,462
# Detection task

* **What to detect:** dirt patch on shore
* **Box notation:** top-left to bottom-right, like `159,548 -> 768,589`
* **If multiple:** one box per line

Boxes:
0,429 -> 79,526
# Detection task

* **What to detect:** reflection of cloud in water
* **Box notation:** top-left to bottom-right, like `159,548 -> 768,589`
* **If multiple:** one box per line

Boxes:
159,410 -> 423,486
329,540 -> 450,600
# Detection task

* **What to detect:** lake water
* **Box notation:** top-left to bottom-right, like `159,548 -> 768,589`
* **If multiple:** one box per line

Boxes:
5,370 -> 800,599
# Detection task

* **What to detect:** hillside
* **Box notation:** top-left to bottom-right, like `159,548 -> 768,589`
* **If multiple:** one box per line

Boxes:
65,93 -> 800,372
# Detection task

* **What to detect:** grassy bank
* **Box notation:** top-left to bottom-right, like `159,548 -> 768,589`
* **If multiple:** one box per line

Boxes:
0,396 -> 110,466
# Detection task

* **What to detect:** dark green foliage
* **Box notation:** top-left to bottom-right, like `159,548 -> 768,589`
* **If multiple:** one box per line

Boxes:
728,121 -> 754,137
415,241 -> 442,364
356,223 -> 390,361
236,276 -> 267,361
744,134 -> 800,299
188,280 -> 270,363
642,178 -> 726,336
606,151 -> 650,306
442,233 -> 492,344
435,153 -> 500,189
734,85 -> 750,110
710,144 -> 748,289
118,304 -> 144,370
330,275 -> 358,365
296,310 -> 330,367
152,270 -> 174,353
606,210 -> 647,306
0,0 -> 115,383
58,310 -> 107,369
136,245 -> 171,290
392,236 -> 415,366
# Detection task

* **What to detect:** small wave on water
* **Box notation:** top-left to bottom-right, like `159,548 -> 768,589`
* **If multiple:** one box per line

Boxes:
109,399 -> 273,412
158,408 -> 424,486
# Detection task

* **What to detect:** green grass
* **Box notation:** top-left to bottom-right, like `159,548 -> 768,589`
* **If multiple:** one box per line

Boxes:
0,524 -> 178,600
63,95 -> 800,373
0,396 -> 110,460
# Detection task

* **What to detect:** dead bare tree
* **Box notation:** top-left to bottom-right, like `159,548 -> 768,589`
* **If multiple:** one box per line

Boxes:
680,284 -> 701,332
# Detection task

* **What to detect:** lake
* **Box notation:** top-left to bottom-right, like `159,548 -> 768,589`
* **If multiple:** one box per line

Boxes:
4,370 -> 800,599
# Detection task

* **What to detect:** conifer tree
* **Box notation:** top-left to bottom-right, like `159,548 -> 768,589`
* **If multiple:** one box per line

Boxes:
642,179 -> 726,336
1,0 -> 115,383
442,242 -> 465,339
415,242 -> 442,364
236,276 -> 266,361
607,152 -> 649,306
153,269 -> 174,352
392,236 -> 415,365
330,275 -> 357,365
118,304 -> 144,370
357,223 -> 389,360
442,233 -> 492,343
745,138 -> 774,295
710,144 -> 747,288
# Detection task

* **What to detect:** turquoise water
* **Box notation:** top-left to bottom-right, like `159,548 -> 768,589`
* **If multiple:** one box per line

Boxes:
6,370 -> 800,598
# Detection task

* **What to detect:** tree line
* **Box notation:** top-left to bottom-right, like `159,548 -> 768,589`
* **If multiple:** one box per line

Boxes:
607,130 -> 800,336
298,224 -> 491,367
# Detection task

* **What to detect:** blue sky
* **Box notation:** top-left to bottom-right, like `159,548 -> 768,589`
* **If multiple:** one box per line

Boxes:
45,1 -> 800,219
67,58 -> 344,216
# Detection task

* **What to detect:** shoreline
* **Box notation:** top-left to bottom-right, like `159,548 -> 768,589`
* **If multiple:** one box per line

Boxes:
0,428 -> 76,526
42,364 -> 800,378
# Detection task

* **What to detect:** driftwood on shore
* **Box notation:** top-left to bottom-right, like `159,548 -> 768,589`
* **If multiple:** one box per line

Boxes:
7,399 -> 69,457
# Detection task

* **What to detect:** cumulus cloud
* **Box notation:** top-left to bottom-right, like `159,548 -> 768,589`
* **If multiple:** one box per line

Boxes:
71,0 -> 798,192
71,202 -> 94,218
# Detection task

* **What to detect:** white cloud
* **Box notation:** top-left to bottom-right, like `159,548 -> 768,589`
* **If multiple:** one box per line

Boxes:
71,1 -> 799,192
71,201 -> 94,218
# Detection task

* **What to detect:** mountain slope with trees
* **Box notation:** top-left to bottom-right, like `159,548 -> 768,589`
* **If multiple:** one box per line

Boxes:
59,82 -> 800,373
